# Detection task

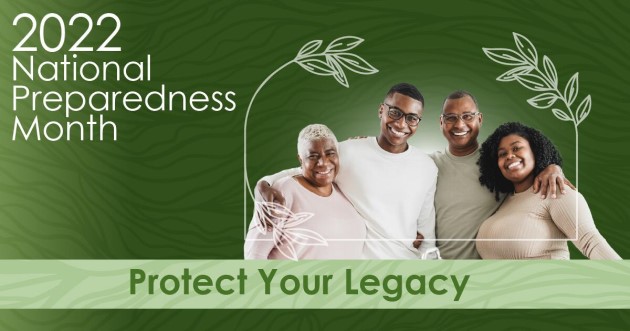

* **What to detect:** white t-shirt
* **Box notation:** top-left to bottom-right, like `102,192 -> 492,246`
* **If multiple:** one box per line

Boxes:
336,138 -> 437,259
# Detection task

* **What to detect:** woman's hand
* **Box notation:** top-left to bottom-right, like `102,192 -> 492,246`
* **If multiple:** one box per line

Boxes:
532,164 -> 576,199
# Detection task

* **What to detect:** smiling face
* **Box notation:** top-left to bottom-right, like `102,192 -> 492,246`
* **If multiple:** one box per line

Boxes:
298,138 -> 339,191
441,95 -> 482,156
497,134 -> 536,192
377,92 -> 423,153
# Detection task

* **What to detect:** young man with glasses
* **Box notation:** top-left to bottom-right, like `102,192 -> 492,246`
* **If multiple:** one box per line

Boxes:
432,90 -> 570,259
255,83 -> 438,259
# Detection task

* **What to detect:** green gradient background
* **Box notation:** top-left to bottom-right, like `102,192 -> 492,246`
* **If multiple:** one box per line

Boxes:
1,0 -> 629,328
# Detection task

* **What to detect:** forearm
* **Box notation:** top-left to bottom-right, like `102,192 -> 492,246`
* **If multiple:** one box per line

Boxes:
260,167 -> 300,186
573,230 -> 621,260
417,177 -> 437,251
550,192 -> 621,260
243,221 -> 276,260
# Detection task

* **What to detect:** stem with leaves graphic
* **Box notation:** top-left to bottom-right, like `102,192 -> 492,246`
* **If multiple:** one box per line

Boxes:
244,36 -> 379,200
483,32 -> 591,190
242,36 -> 378,260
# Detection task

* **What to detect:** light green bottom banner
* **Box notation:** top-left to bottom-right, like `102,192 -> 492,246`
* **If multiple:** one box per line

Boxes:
1,260 -> 628,309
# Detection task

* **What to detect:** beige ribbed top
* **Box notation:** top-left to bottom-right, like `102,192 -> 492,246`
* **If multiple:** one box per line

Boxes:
476,187 -> 621,260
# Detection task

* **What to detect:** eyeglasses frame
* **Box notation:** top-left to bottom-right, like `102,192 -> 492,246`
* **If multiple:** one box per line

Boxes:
381,103 -> 422,127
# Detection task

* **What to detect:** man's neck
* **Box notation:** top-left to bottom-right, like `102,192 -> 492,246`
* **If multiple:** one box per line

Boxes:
377,136 -> 408,154
448,142 -> 478,156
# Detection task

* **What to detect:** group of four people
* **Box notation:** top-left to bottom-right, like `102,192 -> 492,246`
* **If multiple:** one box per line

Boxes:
244,83 -> 620,260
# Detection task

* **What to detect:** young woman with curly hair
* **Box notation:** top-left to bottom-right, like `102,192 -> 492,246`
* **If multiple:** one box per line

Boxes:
476,122 -> 620,259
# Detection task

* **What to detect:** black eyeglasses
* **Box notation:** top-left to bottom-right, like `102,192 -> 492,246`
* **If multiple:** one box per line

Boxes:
441,112 -> 480,124
382,103 -> 421,127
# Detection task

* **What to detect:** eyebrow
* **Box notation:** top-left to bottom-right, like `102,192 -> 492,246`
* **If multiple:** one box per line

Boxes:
498,140 -> 523,150
443,112 -> 476,116
385,103 -> 408,113
308,148 -> 336,154
396,108 -> 421,117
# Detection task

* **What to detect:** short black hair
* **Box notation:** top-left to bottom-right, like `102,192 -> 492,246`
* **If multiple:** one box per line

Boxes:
386,83 -> 424,106
443,90 -> 478,112
478,122 -> 563,201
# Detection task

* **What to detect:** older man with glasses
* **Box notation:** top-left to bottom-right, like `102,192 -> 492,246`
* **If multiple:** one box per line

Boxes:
431,90 -> 570,259
255,83 -> 439,259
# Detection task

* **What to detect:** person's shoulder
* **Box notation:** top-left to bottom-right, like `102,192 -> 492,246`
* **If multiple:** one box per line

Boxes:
339,137 -> 375,155
271,176 -> 301,207
407,147 -> 438,172
340,137 -> 372,147
546,187 -> 587,208
271,176 -> 298,191
429,150 -> 445,162
554,187 -> 585,200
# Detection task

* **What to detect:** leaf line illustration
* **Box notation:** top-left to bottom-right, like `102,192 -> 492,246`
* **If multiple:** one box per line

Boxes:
253,201 -> 326,261
242,36 -> 378,259
483,32 -> 591,191
483,33 -> 591,126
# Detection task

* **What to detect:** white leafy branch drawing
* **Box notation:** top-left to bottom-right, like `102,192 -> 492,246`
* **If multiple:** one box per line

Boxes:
243,36 -> 378,260
483,32 -> 589,189
253,201 -> 326,261
483,32 -> 591,126
293,37 -> 379,87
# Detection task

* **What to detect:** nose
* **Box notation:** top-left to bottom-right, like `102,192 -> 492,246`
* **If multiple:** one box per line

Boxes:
393,116 -> 407,128
453,116 -> 466,128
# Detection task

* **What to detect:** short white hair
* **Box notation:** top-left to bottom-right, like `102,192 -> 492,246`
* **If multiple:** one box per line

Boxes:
297,124 -> 339,157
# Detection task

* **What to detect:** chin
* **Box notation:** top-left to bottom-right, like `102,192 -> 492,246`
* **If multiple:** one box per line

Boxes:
503,174 -> 524,184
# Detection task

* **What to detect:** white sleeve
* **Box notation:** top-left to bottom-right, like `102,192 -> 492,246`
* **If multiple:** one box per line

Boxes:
417,173 -> 438,256
260,168 -> 301,186
244,178 -> 296,259
243,219 -> 276,259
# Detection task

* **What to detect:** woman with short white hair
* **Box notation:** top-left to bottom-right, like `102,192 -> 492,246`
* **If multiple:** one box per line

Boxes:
245,124 -> 366,259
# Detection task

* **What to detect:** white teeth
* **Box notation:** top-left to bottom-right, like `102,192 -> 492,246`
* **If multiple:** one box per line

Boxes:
507,161 -> 521,169
453,131 -> 468,136
316,169 -> 332,175
389,126 -> 407,137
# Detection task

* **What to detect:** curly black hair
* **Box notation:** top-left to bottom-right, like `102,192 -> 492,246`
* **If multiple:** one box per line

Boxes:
478,122 -> 563,201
